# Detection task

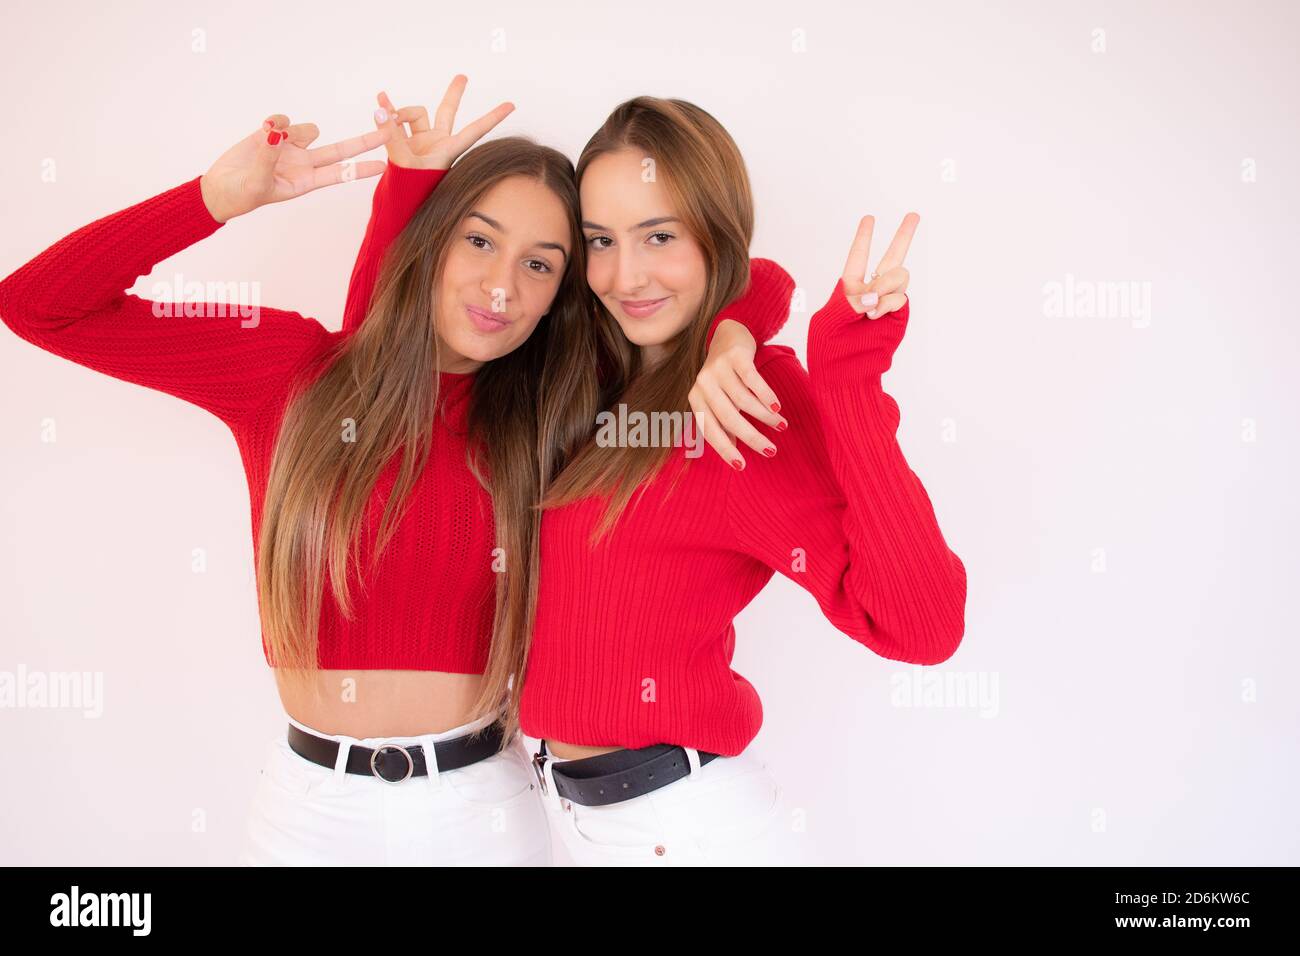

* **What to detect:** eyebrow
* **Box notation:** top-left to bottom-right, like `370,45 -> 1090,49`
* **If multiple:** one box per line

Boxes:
468,211 -> 569,261
581,216 -> 682,232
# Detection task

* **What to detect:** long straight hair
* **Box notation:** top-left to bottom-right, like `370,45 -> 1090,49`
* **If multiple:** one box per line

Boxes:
256,137 -> 598,743
539,97 -> 755,539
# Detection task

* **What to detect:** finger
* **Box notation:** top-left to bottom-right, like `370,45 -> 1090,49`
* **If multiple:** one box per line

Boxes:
375,91 -> 410,158
445,101 -> 515,158
396,105 -> 430,134
841,215 -> 875,286
875,212 -> 919,274
690,394 -> 745,470
701,380 -> 777,457
433,74 -> 469,132
282,122 -> 320,149
866,291 -> 908,321
377,91 -> 407,139
308,159 -> 386,192
867,266 -> 909,297
731,363 -> 786,427
308,129 -> 389,166
256,114 -> 289,169
377,90 -> 413,138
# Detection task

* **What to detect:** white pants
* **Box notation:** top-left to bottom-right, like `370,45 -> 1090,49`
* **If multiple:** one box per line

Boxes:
535,742 -> 818,866
238,710 -> 551,866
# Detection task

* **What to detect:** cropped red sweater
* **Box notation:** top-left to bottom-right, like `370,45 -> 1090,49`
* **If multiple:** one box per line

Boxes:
0,164 -> 785,673
346,166 -> 968,756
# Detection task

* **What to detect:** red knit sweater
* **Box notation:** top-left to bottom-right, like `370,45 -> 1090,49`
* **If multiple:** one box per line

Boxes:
0,165 -> 786,674
344,167 -> 968,756
521,282 -> 967,755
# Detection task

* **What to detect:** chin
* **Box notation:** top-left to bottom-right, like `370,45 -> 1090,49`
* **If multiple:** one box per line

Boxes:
614,323 -> 670,349
609,309 -> 684,350
446,329 -> 515,364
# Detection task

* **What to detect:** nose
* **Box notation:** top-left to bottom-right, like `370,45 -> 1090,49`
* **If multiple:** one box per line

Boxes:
613,244 -> 647,296
480,258 -> 518,317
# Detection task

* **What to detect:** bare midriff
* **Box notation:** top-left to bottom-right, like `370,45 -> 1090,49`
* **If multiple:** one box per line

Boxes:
546,740 -> 625,760
274,668 -> 489,738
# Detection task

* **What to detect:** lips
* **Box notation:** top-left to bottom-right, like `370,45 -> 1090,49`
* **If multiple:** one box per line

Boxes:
466,304 -> 510,333
618,296 -> 669,318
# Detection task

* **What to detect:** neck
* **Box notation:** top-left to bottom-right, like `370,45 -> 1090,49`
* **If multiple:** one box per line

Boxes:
436,336 -> 483,375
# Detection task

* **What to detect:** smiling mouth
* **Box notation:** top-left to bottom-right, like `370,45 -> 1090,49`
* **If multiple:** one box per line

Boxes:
618,296 -> 670,318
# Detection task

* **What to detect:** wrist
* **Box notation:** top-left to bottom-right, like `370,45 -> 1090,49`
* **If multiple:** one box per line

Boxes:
807,280 -> 909,384
197,174 -> 234,225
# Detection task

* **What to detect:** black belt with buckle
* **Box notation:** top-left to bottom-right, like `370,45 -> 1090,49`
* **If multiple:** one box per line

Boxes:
286,720 -> 506,783
532,738 -> 722,807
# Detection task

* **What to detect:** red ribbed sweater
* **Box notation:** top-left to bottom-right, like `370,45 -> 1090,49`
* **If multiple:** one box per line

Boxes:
0,165 -> 784,673
346,167 -> 968,756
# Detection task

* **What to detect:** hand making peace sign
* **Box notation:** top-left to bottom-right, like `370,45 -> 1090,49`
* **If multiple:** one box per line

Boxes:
371,75 -> 515,171
841,212 -> 919,320
199,116 -> 390,224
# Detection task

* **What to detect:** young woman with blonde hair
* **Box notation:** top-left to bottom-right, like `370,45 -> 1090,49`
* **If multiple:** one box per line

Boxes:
346,95 -> 967,865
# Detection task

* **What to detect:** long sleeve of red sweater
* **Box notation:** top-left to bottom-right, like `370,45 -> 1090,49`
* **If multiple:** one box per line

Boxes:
338,162 -> 792,345
341,163 -> 449,334
0,176 -> 333,428
724,283 -> 967,664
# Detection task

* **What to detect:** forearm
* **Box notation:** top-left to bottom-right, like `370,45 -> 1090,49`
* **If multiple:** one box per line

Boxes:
807,286 -> 966,662
705,257 -> 795,350
0,176 -> 223,332
342,162 -> 447,333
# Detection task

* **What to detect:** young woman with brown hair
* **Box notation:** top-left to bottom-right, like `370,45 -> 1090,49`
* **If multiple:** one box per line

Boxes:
344,95 -> 967,865
0,79 -> 574,865
0,77 -> 786,865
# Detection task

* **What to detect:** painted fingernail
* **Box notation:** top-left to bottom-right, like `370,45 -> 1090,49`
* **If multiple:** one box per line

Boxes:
731,459 -> 744,471
769,402 -> 781,413
775,420 -> 788,432
374,108 -> 389,124
262,119 -> 274,130
267,131 -> 283,146
762,447 -> 777,457
861,292 -> 879,309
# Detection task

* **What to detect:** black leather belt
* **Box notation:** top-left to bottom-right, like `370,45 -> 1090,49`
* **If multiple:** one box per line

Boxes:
532,738 -> 722,807
286,720 -> 506,783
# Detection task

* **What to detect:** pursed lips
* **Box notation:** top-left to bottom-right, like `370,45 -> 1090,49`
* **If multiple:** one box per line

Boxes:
465,304 -> 511,330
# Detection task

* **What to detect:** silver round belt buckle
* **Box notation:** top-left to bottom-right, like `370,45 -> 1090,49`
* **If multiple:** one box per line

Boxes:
370,743 -> 415,783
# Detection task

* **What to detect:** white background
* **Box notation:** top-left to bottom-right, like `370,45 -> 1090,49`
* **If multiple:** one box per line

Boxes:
1,0 -> 1296,864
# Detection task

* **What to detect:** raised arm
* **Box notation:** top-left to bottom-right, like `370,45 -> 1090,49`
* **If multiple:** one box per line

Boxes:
722,215 -> 966,665
342,163 -> 448,333
342,78 -> 515,334
0,114 -> 387,429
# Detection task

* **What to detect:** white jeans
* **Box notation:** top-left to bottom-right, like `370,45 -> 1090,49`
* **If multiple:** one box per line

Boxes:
238,710 -> 551,866
535,742 -> 818,866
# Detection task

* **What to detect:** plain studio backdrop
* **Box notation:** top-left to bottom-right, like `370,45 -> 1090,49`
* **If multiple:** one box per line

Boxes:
1,0 -> 1296,866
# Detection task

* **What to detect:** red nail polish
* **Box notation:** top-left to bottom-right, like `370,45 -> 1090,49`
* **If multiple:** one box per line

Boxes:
731,459 -> 744,471
775,420 -> 788,432
762,447 -> 777,457
769,402 -> 781,413
262,119 -> 273,130
267,131 -> 282,146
